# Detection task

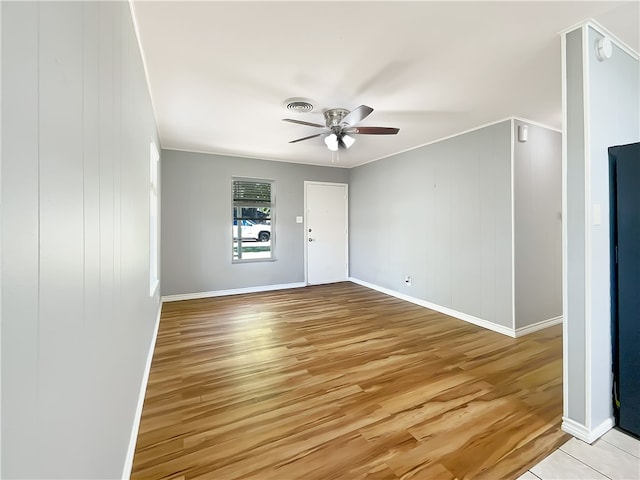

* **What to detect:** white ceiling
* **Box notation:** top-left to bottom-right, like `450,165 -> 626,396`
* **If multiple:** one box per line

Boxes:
132,1 -> 639,168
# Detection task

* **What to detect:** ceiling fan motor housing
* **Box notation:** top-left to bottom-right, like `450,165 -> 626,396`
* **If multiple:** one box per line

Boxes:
324,108 -> 350,128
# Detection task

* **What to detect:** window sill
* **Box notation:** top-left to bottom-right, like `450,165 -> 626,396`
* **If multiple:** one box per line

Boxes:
232,257 -> 277,264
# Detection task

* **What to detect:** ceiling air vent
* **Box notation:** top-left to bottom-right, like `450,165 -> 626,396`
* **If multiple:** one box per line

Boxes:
283,97 -> 315,113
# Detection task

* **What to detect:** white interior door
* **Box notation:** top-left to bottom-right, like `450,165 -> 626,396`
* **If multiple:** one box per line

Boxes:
305,182 -> 348,285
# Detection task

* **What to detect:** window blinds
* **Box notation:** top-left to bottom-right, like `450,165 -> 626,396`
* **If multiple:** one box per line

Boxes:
233,180 -> 272,206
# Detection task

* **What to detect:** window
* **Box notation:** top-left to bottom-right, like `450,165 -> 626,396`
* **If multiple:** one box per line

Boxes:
232,178 -> 274,262
149,141 -> 160,295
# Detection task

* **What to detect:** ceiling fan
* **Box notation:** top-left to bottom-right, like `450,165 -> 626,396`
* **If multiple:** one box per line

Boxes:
283,105 -> 399,151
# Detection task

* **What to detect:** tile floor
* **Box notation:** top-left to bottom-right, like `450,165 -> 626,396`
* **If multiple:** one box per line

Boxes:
517,428 -> 640,480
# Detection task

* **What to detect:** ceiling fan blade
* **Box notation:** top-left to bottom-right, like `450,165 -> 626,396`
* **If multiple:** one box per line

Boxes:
282,118 -> 325,128
346,126 -> 400,135
341,105 -> 374,126
289,133 -> 322,144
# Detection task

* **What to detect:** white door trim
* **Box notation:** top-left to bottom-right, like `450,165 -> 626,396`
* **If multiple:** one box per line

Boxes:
304,181 -> 349,285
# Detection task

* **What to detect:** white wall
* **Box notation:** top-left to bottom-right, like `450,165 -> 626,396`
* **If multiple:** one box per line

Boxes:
562,22 -> 640,442
1,2 -> 160,477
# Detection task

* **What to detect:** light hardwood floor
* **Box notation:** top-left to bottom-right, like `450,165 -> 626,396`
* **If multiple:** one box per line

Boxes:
132,282 -> 568,479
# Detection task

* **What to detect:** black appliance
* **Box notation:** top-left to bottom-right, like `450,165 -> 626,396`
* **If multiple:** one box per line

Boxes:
609,142 -> 640,438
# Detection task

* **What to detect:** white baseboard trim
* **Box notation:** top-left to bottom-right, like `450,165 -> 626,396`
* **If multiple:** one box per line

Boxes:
122,303 -> 162,480
349,277 -> 516,338
561,416 -> 615,444
515,315 -> 563,337
161,282 -> 307,302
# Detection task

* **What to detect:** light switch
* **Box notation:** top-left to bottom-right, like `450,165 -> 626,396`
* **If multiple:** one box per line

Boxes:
593,204 -> 601,226
296,216 -> 303,224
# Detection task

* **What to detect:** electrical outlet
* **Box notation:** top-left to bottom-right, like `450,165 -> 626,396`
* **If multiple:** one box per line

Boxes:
404,275 -> 412,286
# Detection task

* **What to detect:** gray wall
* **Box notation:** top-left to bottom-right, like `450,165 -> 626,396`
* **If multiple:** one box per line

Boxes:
350,121 -> 513,328
564,27 -> 587,425
513,120 -> 562,329
161,150 -> 349,296
2,2 -> 160,478
564,24 -> 640,437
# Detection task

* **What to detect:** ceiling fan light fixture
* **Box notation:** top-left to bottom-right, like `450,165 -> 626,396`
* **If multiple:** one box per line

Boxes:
324,133 -> 338,151
342,134 -> 355,148
284,104 -> 398,152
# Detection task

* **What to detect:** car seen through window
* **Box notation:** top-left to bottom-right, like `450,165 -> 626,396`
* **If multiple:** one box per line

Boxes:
233,219 -> 271,242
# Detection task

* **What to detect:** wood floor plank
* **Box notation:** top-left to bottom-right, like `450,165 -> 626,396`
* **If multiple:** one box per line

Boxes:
132,282 -> 567,479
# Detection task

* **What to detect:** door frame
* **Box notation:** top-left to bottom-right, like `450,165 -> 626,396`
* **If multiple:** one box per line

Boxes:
303,181 -> 349,285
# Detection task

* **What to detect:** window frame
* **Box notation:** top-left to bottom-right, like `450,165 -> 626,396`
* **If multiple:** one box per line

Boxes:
231,177 -> 276,263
